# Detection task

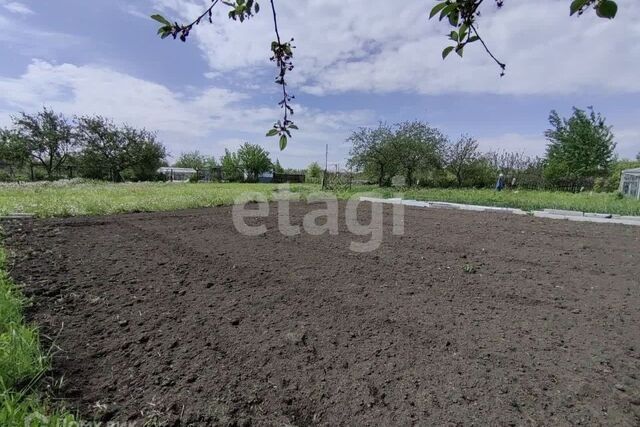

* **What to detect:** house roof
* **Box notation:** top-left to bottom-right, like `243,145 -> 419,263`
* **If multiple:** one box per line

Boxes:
622,167 -> 640,175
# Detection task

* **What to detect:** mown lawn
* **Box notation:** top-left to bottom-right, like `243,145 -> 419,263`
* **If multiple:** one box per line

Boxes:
0,180 -> 638,217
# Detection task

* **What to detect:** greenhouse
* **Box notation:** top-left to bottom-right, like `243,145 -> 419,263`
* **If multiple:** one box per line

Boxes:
157,167 -> 197,182
620,167 -> 640,199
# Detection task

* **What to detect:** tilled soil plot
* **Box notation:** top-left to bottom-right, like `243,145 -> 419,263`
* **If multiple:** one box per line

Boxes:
4,201 -> 640,426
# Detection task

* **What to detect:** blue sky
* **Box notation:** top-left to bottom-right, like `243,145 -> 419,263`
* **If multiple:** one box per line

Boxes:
0,0 -> 638,168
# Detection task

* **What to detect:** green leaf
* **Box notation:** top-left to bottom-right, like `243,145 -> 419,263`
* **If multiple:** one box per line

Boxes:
449,31 -> 459,42
150,14 -> 171,26
266,129 -> 279,137
442,46 -> 455,59
468,35 -> 480,43
439,4 -> 455,21
429,2 -> 448,19
279,135 -> 287,151
448,11 -> 459,26
455,45 -> 464,57
458,23 -> 468,39
288,124 -> 299,130
596,0 -> 617,19
569,0 -> 589,15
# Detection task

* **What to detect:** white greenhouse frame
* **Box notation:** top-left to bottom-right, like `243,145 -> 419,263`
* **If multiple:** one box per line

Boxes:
620,168 -> 640,199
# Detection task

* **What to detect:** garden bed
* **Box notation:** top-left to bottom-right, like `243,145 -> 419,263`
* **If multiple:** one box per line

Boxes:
3,202 -> 640,425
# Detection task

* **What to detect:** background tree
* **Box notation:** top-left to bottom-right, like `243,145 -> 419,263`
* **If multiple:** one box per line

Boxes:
237,142 -> 272,182
486,150 -> 529,177
0,129 -> 30,180
121,127 -> 167,181
173,150 -> 218,178
544,107 -> 615,184
637,152 -> 640,161
203,156 -> 219,178
174,150 -> 208,171
12,108 -> 77,180
272,159 -> 284,174
306,161 -> 322,183
221,148 -> 244,182
76,116 -> 166,182
76,116 -> 125,181
347,124 -> 398,187
391,121 -> 447,187
446,135 -> 481,187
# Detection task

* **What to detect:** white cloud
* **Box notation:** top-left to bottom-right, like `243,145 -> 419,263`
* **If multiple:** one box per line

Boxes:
153,0 -> 640,96
0,60 -> 246,135
0,60 -> 373,166
1,1 -> 33,15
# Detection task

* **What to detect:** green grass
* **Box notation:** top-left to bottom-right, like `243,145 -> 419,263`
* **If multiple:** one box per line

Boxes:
0,180 -> 638,217
0,181 -> 317,218
327,185 -> 640,216
399,187 -> 640,216
0,244 -> 77,426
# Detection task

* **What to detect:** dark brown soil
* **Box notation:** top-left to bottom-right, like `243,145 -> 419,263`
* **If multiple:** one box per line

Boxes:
4,202 -> 640,426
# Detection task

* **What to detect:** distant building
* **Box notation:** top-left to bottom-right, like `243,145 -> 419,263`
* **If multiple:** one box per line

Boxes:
620,168 -> 640,199
157,167 -> 197,182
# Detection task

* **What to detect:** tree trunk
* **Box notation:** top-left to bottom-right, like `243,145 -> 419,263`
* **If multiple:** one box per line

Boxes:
406,169 -> 414,187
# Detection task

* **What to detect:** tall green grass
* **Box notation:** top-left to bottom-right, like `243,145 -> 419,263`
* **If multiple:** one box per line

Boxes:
0,181 -> 316,217
0,180 -> 638,217
0,245 -> 77,426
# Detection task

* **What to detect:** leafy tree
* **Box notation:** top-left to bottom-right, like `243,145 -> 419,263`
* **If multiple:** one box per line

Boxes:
174,150 -> 208,171
76,116 -> 166,182
347,124 -> 399,187
221,148 -> 244,182
544,107 -> 615,183
76,116 -> 125,181
636,152 -> 640,161
203,156 -> 220,180
237,142 -> 272,182
306,161 -> 322,183
12,108 -> 77,180
151,0 -> 619,141
272,159 -> 284,174
485,150 -> 532,181
121,127 -> 167,181
173,150 -> 218,179
0,129 -> 30,179
446,135 -> 481,187
391,121 -> 447,187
